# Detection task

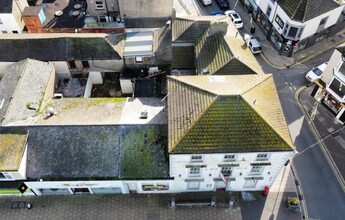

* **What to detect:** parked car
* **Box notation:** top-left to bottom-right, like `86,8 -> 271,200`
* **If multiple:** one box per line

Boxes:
224,10 -> 243,29
215,0 -> 229,9
199,0 -> 212,6
244,34 -> 262,54
211,11 -> 223,16
305,62 -> 328,82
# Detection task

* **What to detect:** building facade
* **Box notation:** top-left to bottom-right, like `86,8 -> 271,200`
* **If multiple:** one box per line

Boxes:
241,0 -> 345,56
0,0 -> 28,33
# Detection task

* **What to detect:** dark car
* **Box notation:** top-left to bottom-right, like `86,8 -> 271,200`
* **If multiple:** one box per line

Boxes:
215,0 -> 229,9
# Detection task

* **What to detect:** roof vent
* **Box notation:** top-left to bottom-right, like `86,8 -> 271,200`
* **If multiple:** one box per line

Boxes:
72,11 -> 80,17
55,10 -> 63,17
74,4 -> 82,9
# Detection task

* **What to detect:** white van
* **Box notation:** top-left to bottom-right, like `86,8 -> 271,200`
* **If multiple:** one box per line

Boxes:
199,0 -> 212,6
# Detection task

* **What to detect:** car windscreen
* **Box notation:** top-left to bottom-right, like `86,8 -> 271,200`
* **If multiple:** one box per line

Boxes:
312,68 -> 323,76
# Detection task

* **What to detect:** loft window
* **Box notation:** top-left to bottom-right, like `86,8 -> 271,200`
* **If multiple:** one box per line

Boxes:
256,153 -> 269,160
191,155 -> 203,162
82,61 -> 90,68
297,27 -> 304,39
319,17 -> 328,27
95,1 -> 105,10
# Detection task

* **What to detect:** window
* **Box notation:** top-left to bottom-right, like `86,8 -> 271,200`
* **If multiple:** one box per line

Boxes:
319,17 -> 328,26
135,56 -> 143,63
82,61 -> 90,68
12,31 -> 18,34
189,167 -> 201,176
187,182 -> 200,190
2,31 -> 8,34
288,27 -> 298,38
297,27 -> 304,39
0,172 -> 12,180
191,155 -> 203,162
251,166 -> 263,174
224,154 -> 236,161
95,1 -> 105,10
275,15 -> 284,29
68,61 -> 76,68
329,78 -> 345,98
266,6 -> 272,17
256,153 -> 269,160
221,167 -> 232,177
0,18 -> 2,24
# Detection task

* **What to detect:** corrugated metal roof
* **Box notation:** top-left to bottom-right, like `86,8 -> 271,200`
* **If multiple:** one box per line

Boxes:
124,32 -> 153,57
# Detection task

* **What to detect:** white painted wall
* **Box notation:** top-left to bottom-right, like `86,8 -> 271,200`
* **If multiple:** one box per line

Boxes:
0,62 -> 13,77
84,71 -> 103,97
0,14 -> 22,33
91,60 -> 123,72
17,144 -> 28,179
257,0 -> 344,40
25,180 -> 127,196
50,61 -> 71,79
170,151 -> 292,192
322,49 -> 341,83
118,0 -> 173,17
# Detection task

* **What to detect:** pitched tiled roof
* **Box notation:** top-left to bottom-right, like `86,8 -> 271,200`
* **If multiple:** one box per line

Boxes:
172,46 -> 195,69
172,19 -> 210,43
0,132 -> 28,171
173,19 -> 261,75
277,0 -> 340,22
167,75 -> 293,154
0,0 -> 12,13
0,59 -> 54,126
0,36 -> 122,62
7,124 -> 169,180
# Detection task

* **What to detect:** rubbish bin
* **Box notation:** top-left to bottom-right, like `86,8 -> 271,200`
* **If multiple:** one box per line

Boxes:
250,26 -> 256,34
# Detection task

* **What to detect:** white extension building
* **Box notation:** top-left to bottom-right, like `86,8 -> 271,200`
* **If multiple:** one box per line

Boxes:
0,0 -> 28,34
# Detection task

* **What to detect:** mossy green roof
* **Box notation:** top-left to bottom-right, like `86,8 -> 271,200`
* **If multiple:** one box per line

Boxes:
0,132 -> 28,171
277,0 -> 340,22
167,75 -> 294,154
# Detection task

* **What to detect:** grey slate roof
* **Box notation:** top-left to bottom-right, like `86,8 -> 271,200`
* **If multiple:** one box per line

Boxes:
0,59 -> 54,126
0,124 -> 169,180
172,19 -> 210,43
0,37 -> 122,62
153,26 -> 172,54
277,0 -> 340,22
0,0 -> 12,13
172,46 -> 195,69
124,17 -> 171,28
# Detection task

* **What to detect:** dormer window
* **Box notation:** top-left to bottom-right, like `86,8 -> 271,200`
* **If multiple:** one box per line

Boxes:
256,153 -> 269,161
190,155 -> 203,162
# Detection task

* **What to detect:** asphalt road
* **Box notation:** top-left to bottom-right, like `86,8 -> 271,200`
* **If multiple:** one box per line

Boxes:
259,50 -> 345,219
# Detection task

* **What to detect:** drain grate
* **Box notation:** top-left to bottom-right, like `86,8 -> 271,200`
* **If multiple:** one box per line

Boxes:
11,202 -> 26,209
